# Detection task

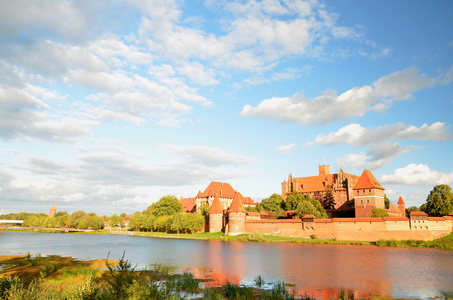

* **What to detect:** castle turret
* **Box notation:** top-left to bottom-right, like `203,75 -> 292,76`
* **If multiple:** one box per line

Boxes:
353,170 -> 385,218
397,196 -> 406,217
208,194 -> 224,233
49,204 -> 56,217
227,192 -> 246,235
319,164 -> 330,176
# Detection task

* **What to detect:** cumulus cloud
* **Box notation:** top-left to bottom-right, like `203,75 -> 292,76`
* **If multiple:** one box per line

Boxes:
276,143 -> 297,154
161,145 -> 259,166
380,164 -> 453,187
310,122 -> 452,146
241,68 -> 436,124
0,85 -> 99,142
335,143 -> 417,170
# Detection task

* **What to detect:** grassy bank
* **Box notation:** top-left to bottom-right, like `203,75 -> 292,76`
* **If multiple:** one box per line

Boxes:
373,232 -> 453,250
0,253 -> 322,300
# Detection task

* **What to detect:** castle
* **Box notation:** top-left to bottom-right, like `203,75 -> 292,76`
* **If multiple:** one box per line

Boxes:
179,166 -> 452,241
282,165 -> 405,218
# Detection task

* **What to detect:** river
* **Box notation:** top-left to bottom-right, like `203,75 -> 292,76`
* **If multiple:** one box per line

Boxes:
1,231 -> 452,299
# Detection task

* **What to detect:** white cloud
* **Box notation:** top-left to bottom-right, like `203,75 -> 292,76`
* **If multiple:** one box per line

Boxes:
335,143 -> 417,170
311,122 -> 452,146
380,164 -> 453,187
276,143 -> 297,154
161,145 -> 259,166
0,85 -> 99,142
241,68 -> 436,124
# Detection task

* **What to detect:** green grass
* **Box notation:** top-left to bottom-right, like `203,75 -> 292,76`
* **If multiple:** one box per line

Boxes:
373,232 -> 453,250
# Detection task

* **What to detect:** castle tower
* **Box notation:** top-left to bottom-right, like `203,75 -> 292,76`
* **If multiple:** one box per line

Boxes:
319,164 -> 330,176
208,194 -> 224,233
353,170 -> 385,218
397,196 -> 406,217
227,192 -> 246,235
49,204 -> 56,217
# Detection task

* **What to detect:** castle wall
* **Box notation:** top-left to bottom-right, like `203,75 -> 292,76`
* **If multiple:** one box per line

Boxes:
240,216 -> 453,241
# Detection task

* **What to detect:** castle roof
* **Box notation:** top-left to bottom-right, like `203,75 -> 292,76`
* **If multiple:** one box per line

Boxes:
180,197 -> 196,213
50,204 -> 56,211
208,194 -> 224,214
397,196 -> 405,204
198,181 -> 236,199
410,211 -> 427,216
228,192 -> 246,213
353,170 -> 384,190
291,172 -> 359,193
242,196 -> 255,205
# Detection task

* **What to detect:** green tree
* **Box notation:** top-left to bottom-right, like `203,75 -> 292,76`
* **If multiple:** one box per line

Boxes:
170,213 -> 184,233
283,191 -> 307,211
424,184 -> 453,216
259,193 -> 284,216
371,208 -> 389,218
323,186 -> 336,209
294,198 -> 328,219
384,195 -> 390,209
68,211 -> 87,228
147,195 -> 183,217
186,213 -> 205,233
405,205 -> 420,217
109,214 -> 121,227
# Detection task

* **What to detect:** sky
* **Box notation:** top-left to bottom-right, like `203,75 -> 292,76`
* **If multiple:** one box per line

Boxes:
0,0 -> 452,216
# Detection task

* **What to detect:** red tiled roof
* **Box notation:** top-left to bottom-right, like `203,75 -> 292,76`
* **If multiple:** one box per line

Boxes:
397,196 -> 405,204
50,204 -> 56,211
428,217 -> 445,221
353,170 -> 384,190
293,172 -> 359,193
199,182 -> 236,199
180,197 -> 196,213
208,194 -> 223,214
410,211 -> 427,216
246,212 -> 260,216
302,214 -> 315,219
123,215 -> 132,222
333,218 -> 384,222
242,197 -> 255,205
449,211 -> 453,216
228,192 -> 246,213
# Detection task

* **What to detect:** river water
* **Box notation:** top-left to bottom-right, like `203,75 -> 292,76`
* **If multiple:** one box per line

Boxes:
1,231 -> 452,299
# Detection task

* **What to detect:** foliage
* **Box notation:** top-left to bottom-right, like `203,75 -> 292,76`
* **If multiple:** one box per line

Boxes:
423,184 -> 453,216
283,191 -> 306,211
405,205 -> 420,217
147,195 -> 183,217
370,208 -> 389,218
246,231 -> 266,242
384,195 -> 390,209
294,196 -> 328,219
323,186 -> 336,209
258,193 -> 285,216
222,281 -> 253,299
105,251 -> 138,299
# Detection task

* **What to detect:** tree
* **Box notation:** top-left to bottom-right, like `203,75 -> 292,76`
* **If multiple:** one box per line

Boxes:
147,195 -> 183,217
405,206 -> 420,217
259,193 -> 284,216
384,195 -> 390,209
323,186 -> 336,209
283,191 -> 307,211
371,208 -> 389,218
294,197 -> 328,219
423,184 -> 453,216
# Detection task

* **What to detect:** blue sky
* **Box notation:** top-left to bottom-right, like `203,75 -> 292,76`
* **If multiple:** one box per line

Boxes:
0,0 -> 452,216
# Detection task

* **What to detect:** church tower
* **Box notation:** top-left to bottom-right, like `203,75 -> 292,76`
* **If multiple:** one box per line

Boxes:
49,204 -> 56,217
397,196 -> 406,217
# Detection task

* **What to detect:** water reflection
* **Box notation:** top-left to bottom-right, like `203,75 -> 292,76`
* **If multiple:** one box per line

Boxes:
1,232 -> 452,299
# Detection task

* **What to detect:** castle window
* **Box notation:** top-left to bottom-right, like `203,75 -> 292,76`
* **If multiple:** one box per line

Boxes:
367,200 -> 369,203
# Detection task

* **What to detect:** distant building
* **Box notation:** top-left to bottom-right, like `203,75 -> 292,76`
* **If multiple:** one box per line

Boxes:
282,165 -> 403,218
49,204 -> 56,217
181,181 -> 256,213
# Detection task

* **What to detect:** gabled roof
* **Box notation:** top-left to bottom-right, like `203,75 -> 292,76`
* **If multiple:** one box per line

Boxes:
242,196 -> 255,205
228,192 -> 246,213
198,182 -> 236,199
353,170 -> 384,190
208,194 -> 223,214
397,196 -> 405,204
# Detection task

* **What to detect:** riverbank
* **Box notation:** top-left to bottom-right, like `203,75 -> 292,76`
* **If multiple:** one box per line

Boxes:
0,254 -> 336,300
4,227 -> 453,249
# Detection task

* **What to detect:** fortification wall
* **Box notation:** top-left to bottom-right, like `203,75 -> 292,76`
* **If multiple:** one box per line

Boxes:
241,217 -> 453,241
